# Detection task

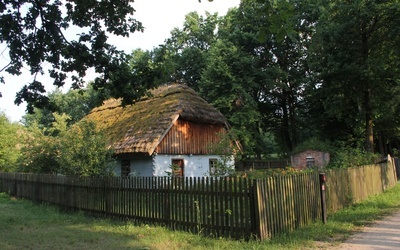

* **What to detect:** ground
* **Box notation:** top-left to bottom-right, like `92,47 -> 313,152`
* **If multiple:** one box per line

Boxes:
315,211 -> 400,249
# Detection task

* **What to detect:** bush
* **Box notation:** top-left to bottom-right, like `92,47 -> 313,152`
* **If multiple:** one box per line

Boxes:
18,113 -> 115,176
327,146 -> 380,169
0,112 -> 22,172
236,166 -> 303,179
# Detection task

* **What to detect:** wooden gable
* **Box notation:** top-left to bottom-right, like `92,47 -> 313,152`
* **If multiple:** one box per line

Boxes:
156,118 -> 227,155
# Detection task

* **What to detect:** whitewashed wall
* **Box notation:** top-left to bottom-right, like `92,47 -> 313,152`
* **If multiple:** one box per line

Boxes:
114,155 -> 153,177
114,154 -> 234,177
153,154 -> 234,177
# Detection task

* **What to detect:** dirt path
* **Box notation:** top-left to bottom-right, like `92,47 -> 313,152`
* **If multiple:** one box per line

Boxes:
328,211 -> 400,249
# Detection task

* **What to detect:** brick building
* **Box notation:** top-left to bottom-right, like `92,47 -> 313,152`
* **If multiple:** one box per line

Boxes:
291,150 -> 330,170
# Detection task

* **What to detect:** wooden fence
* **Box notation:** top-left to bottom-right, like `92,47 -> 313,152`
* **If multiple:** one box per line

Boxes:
0,174 -> 255,239
0,158 -> 397,240
253,172 -> 322,239
325,159 -> 398,214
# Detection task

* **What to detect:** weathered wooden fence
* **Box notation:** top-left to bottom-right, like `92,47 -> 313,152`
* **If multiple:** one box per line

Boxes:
325,158 -> 398,214
253,172 -> 322,239
0,158 -> 397,240
0,174 -> 255,239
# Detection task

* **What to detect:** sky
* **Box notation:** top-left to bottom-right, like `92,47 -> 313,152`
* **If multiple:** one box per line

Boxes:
0,0 -> 240,123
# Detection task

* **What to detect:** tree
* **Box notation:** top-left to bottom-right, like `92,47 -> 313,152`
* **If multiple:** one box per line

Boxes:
310,0 -> 400,153
22,83 -> 103,129
0,0 -> 145,112
164,11 -> 220,91
57,119 -> 115,176
18,120 -> 60,174
200,39 -> 265,157
127,48 -> 174,88
0,111 -> 21,171
19,112 -> 114,176
199,0 -> 317,155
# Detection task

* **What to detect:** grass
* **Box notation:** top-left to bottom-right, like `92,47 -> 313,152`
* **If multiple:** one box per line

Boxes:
1,183 -> 400,250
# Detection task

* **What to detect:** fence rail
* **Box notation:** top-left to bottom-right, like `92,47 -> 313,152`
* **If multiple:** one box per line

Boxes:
0,157 -> 397,240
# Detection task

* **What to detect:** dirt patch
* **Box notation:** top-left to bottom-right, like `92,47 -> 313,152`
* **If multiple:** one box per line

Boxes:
313,211 -> 400,249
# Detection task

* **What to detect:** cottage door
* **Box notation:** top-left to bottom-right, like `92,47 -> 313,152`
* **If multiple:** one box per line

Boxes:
171,159 -> 184,177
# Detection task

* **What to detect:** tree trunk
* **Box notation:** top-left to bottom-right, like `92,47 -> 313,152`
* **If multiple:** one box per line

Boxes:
281,97 -> 293,153
364,88 -> 374,153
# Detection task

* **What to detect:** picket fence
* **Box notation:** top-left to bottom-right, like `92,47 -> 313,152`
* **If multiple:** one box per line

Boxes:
0,158 -> 397,240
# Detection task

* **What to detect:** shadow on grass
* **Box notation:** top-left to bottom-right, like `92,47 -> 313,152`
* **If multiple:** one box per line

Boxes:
0,193 -> 155,250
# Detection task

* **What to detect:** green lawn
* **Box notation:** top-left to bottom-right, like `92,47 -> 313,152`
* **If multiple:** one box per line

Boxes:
1,183 -> 400,250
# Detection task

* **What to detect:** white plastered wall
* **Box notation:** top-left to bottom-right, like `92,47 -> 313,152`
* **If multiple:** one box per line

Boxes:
152,154 -> 234,177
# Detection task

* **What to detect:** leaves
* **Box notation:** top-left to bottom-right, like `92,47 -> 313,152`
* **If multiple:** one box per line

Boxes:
19,113 -> 115,176
0,0 -> 143,111
0,112 -> 21,171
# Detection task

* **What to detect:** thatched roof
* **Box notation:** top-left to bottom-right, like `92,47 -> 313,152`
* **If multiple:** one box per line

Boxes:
84,84 -> 228,155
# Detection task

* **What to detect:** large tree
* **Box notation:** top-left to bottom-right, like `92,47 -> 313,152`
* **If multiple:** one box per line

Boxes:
0,0 -> 146,112
161,11 -> 220,91
310,0 -> 400,153
202,0 -> 316,154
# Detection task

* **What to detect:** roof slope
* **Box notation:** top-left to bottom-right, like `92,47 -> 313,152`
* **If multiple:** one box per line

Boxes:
84,84 -> 227,155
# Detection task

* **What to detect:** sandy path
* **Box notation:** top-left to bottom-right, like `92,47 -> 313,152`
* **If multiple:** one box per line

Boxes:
332,211 -> 400,249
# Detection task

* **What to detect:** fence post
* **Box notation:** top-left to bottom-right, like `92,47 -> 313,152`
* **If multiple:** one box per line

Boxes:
319,173 -> 327,224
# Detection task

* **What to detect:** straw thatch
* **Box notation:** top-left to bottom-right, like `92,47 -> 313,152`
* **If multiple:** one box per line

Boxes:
84,84 -> 228,155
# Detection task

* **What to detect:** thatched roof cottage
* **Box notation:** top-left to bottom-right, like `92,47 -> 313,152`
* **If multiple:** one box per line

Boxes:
84,84 -> 237,177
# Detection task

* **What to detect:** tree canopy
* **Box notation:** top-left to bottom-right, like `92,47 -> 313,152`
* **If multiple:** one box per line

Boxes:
137,0 -> 400,157
0,0 -> 145,112
3,0 -> 400,165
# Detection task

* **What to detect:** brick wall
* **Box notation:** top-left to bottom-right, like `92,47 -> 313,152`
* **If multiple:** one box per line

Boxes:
291,150 -> 330,170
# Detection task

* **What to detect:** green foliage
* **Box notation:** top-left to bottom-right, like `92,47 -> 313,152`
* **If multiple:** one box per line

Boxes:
0,0 -> 144,112
292,137 -> 333,155
19,112 -> 115,176
57,120 -> 115,176
99,0 -> 400,157
236,167 -> 303,179
200,39 -> 265,157
0,112 -> 22,171
23,84 -> 104,129
206,132 -> 238,177
165,163 -> 180,177
18,122 -> 60,174
328,146 -> 381,169
309,0 -> 400,153
164,11 -> 220,90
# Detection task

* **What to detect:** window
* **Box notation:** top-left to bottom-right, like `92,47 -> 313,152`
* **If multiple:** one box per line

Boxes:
171,159 -> 184,177
306,156 -> 315,168
209,158 -> 218,176
121,160 -> 130,177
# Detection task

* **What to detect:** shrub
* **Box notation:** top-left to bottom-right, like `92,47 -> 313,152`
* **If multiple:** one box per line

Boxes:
327,146 -> 380,169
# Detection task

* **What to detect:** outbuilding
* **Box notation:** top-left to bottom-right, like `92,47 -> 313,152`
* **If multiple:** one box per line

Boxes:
290,149 -> 330,170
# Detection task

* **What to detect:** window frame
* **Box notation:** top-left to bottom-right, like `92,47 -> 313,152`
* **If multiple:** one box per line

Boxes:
209,158 -> 219,176
121,160 -> 131,177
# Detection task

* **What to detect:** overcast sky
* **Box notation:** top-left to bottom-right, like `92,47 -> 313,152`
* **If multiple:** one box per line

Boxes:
0,0 -> 240,122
